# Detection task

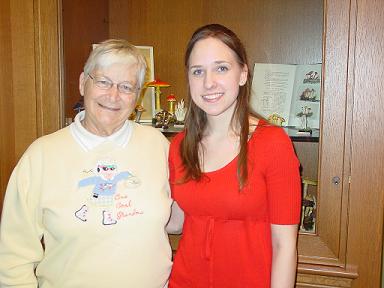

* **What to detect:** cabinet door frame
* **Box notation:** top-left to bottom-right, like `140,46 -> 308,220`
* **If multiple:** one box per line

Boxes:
297,0 -> 356,273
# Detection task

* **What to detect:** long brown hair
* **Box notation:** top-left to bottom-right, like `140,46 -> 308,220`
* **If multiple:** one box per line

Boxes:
180,24 -> 252,189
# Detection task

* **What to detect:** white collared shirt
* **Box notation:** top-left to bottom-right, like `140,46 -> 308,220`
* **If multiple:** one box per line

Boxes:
69,111 -> 132,151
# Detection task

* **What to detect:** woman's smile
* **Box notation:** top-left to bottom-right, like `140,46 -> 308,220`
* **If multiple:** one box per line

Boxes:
202,92 -> 224,102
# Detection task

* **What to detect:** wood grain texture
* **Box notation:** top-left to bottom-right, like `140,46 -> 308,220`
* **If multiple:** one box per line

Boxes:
318,0 -> 351,258
34,0 -> 63,134
0,0 -> 38,214
0,0 -> 62,213
0,0 -> 15,215
347,0 -> 384,286
10,0 -> 37,161
297,272 -> 354,287
62,0 -> 109,120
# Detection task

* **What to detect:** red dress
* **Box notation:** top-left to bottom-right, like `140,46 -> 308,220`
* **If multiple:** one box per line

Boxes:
168,121 -> 301,288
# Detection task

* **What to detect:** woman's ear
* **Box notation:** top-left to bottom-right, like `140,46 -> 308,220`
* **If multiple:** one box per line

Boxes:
79,72 -> 86,96
239,64 -> 248,86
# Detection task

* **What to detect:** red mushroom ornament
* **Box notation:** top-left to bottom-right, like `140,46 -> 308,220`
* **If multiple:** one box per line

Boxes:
166,94 -> 177,114
145,79 -> 171,113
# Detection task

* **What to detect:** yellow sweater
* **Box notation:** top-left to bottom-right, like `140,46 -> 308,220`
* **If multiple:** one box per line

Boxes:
0,123 -> 172,287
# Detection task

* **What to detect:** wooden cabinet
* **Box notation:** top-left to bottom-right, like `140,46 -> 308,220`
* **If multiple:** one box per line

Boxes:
297,1 -> 384,287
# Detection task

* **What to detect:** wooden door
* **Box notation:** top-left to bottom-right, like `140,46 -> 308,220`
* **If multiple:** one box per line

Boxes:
296,0 -> 357,286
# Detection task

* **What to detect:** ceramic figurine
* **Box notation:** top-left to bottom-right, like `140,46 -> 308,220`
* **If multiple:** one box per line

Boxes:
174,99 -> 187,125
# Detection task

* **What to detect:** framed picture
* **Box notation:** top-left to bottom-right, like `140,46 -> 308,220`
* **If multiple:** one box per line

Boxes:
135,46 -> 155,121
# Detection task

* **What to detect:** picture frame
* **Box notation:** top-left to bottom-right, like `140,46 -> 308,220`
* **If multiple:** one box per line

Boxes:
135,45 -> 155,121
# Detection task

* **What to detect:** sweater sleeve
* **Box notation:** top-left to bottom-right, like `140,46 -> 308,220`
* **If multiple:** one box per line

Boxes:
0,152 -> 44,287
264,128 -> 302,224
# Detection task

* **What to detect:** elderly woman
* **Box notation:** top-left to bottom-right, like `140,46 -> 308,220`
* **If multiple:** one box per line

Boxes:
0,39 -> 173,287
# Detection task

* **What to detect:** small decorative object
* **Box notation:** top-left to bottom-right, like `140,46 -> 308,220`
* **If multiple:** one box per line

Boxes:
154,110 -> 174,130
300,178 -> 318,233
174,99 -> 187,125
145,79 -> 171,114
296,106 -> 313,133
301,193 -> 316,232
166,94 -> 177,115
134,104 -> 145,123
267,113 -> 285,126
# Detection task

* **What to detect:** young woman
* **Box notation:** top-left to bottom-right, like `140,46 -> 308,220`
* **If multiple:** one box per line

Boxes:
168,24 -> 302,288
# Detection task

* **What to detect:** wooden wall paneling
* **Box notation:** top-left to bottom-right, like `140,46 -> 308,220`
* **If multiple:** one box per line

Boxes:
0,0 -> 38,214
203,0 -> 323,66
0,0 -> 15,215
0,0 -> 63,213
10,0 -> 38,162
348,0 -> 384,286
34,0 -> 63,134
109,0 -> 205,109
62,0 -> 109,120
109,0 -> 323,115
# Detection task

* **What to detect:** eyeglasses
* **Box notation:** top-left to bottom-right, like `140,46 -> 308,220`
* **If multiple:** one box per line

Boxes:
97,165 -> 116,172
88,74 -> 138,94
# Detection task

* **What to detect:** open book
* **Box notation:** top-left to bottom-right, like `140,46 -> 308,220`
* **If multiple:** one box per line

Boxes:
250,63 -> 321,129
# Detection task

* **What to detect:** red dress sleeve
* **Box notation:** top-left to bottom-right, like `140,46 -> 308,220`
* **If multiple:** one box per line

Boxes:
168,132 -> 184,199
263,127 -> 302,224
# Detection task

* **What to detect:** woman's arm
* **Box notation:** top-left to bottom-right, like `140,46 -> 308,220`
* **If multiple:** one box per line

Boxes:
270,224 -> 298,288
166,200 -> 184,234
